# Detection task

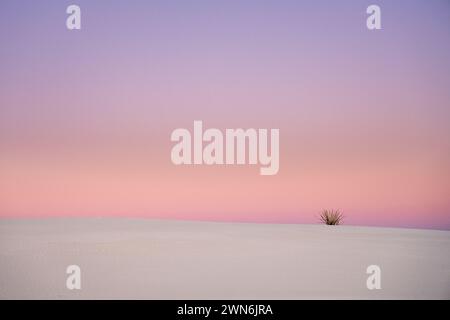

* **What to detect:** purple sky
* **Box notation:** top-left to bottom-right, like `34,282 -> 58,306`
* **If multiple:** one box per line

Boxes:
1,1 -> 450,229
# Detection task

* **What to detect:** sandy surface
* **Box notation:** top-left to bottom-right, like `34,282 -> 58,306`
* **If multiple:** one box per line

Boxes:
0,218 -> 449,299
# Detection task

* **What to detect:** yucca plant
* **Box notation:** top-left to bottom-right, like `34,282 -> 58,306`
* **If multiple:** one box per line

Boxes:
319,209 -> 344,225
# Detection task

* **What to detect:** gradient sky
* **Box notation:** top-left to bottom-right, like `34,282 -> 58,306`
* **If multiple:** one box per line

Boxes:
1,0 -> 450,229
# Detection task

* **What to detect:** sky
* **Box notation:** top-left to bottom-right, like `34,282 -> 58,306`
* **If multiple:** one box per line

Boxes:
1,0 -> 450,229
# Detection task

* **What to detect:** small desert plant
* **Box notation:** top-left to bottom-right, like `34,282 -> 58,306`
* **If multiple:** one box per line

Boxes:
319,209 -> 344,225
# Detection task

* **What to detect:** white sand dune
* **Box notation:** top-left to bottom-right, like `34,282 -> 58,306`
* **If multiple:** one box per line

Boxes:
0,218 -> 449,299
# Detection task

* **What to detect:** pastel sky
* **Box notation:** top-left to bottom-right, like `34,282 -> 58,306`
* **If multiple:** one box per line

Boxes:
1,1 -> 449,229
